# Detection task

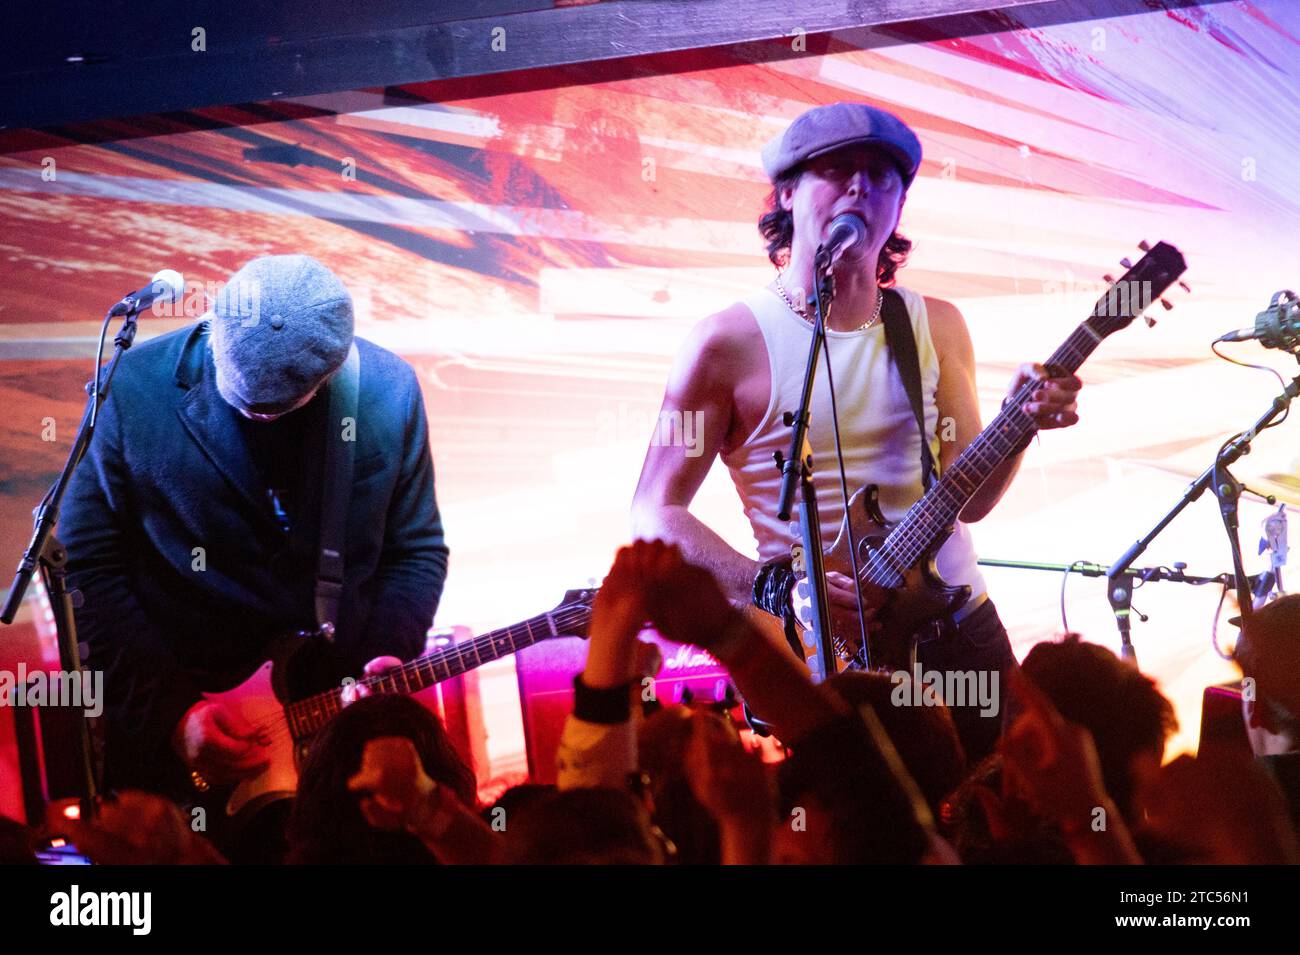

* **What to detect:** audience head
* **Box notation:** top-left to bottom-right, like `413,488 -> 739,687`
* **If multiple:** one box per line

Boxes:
503,787 -> 666,864
1137,749 -> 1299,864
943,756 -> 1074,865
825,670 -> 967,819
638,705 -> 723,865
1233,594 -> 1300,756
288,694 -> 476,864
773,710 -> 936,864
1019,635 -> 1176,816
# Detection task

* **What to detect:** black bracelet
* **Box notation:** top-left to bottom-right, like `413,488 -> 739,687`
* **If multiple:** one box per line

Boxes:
572,674 -> 634,725
753,558 -> 796,619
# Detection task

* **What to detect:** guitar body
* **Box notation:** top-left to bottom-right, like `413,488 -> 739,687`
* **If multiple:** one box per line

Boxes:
199,636 -> 305,822
180,589 -> 599,848
797,484 -> 970,673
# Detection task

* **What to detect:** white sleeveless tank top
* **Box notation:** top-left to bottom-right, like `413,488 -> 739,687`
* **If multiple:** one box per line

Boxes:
720,285 -> 986,598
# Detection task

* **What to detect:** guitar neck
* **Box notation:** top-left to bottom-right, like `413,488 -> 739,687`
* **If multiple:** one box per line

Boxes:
871,314 -> 1115,582
286,602 -> 593,738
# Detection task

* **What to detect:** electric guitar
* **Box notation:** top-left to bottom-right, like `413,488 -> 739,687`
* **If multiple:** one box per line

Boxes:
191,588 -> 597,824
791,240 -> 1188,673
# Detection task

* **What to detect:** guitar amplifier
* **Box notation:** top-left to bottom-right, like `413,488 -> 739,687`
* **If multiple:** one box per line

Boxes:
514,633 -> 735,784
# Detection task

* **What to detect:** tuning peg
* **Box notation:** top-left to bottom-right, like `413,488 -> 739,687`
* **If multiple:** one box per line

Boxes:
1160,298 -> 1174,310
1103,274 -> 1115,284
1144,316 -> 1157,328
1120,257 -> 1132,268
1139,240 -> 1151,251
1178,281 -> 1191,294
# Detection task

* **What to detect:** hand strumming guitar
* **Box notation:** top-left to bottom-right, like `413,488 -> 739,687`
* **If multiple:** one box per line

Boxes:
172,701 -> 271,785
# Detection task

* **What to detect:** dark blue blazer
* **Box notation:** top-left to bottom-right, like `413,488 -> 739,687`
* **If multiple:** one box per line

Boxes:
62,321 -> 449,790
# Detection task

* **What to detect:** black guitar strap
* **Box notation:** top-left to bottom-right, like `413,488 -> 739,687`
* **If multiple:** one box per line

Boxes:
880,288 -> 938,491
315,343 -> 360,640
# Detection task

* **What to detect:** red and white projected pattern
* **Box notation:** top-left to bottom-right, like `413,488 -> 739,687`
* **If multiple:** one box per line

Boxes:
3,2 -> 1300,768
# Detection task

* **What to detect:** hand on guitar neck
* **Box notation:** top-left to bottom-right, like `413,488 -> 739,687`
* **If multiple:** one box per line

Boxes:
340,655 -> 404,704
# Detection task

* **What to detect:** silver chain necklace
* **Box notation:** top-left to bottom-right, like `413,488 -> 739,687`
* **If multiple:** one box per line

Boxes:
774,272 -> 883,331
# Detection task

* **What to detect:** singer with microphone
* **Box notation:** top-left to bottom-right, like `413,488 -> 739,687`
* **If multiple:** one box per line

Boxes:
631,102 -> 1082,761
59,255 -> 449,849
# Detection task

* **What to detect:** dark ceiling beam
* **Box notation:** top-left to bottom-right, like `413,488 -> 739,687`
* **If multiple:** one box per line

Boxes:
2,0 -> 1057,130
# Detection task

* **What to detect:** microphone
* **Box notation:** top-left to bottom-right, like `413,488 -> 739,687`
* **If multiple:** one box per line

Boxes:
1216,290 -> 1300,351
816,213 -> 868,268
109,269 -> 185,316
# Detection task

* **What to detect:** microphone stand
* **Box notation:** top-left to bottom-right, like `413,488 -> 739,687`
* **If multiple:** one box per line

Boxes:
774,249 -> 847,682
0,306 -> 145,820
978,557 -> 1251,666
1106,353 -> 1300,655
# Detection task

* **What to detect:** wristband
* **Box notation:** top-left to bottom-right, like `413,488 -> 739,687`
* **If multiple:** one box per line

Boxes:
573,674 -> 635,724
752,558 -> 796,619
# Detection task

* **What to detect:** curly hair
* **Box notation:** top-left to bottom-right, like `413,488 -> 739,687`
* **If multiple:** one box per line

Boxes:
287,694 -> 478,864
757,169 -> 912,286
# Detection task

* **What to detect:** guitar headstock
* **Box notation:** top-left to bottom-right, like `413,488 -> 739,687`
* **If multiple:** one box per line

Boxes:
1089,240 -> 1188,338
549,587 -> 599,639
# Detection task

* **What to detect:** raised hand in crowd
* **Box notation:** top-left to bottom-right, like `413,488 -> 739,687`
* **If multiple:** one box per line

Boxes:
46,792 -> 227,865
999,667 -> 1141,864
683,709 -> 774,864
584,539 -> 665,690
347,736 -> 497,864
638,541 -> 847,742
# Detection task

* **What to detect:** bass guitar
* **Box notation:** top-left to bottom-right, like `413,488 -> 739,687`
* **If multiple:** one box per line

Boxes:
791,240 -> 1188,673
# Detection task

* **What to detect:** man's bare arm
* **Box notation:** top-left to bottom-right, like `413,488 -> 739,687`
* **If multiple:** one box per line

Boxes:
631,309 -> 758,604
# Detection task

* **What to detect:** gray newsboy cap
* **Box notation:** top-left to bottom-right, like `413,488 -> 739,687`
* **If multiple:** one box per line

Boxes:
762,102 -> 923,187
209,254 -> 354,416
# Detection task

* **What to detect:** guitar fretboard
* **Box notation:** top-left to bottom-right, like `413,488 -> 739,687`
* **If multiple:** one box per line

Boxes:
862,315 -> 1120,588
284,603 -> 592,739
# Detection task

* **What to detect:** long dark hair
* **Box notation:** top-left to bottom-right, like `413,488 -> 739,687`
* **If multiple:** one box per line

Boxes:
757,169 -> 912,286
287,694 -> 477,864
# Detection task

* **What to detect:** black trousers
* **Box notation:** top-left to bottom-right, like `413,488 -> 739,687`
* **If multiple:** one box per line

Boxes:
773,596 -> 1016,765
915,598 -> 1016,765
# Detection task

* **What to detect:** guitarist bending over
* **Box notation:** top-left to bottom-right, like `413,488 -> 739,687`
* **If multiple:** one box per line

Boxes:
63,255 -> 449,805
632,103 -> 1080,761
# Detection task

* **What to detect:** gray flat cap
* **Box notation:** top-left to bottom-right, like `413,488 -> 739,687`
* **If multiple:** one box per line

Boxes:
209,254 -> 354,416
762,102 -> 923,187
